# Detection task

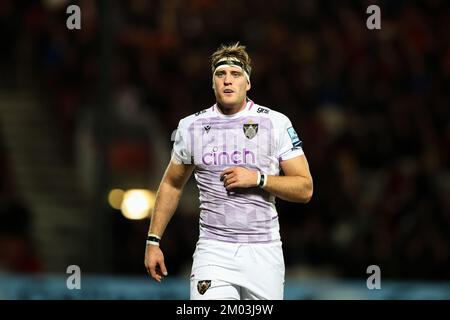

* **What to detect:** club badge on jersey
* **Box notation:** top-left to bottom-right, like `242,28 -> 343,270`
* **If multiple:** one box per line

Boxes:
243,123 -> 258,139
197,280 -> 211,295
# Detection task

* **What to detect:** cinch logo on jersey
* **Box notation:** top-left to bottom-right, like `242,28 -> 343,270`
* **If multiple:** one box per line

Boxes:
202,148 -> 256,165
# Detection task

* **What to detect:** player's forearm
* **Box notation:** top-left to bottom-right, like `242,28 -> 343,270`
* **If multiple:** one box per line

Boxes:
148,181 -> 183,238
262,175 -> 313,203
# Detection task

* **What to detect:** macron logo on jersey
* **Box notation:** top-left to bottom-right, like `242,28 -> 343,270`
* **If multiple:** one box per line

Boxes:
202,147 -> 256,166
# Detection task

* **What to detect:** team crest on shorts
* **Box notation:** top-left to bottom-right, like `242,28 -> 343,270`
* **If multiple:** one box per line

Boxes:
197,280 -> 211,295
243,123 -> 258,139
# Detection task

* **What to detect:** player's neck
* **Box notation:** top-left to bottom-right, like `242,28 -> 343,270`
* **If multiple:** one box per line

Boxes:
216,99 -> 247,115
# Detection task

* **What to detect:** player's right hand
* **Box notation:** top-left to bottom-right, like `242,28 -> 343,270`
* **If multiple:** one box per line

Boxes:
144,244 -> 168,282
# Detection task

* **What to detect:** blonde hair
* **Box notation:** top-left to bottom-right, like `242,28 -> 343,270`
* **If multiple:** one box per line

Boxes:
210,42 -> 252,76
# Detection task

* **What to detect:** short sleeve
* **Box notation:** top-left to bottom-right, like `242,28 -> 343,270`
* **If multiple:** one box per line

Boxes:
277,116 -> 304,161
171,120 -> 192,164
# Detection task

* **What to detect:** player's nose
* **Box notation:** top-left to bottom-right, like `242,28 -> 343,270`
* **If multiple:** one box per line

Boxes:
224,73 -> 232,84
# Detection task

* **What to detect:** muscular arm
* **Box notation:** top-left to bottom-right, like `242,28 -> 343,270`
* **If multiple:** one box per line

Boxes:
148,160 -> 195,237
263,155 -> 313,203
145,159 -> 194,282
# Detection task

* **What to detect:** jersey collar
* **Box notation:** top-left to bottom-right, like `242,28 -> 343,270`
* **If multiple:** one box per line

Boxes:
211,99 -> 254,119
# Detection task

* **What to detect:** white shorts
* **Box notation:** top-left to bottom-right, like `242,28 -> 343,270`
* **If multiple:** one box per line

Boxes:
190,239 -> 285,300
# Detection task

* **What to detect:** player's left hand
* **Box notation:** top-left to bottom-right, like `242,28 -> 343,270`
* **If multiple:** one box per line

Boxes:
220,167 -> 258,190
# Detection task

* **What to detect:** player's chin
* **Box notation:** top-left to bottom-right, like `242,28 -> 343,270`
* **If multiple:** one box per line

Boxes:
218,96 -> 237,105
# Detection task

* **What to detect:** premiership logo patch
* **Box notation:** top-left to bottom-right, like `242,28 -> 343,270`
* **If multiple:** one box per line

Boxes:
243,123 -> 258,139
197,280 -> 211,295
287,126 -> 302,148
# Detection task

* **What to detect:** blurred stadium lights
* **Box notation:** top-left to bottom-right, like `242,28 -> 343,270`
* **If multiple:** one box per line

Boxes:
118,189 -> 156,220
108,188 -> 124,210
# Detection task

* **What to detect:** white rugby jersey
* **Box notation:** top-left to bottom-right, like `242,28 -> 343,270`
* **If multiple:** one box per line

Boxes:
172,99 -> 304,243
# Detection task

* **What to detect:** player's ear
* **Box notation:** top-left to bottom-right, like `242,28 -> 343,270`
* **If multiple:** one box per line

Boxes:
246,81 -> 251,91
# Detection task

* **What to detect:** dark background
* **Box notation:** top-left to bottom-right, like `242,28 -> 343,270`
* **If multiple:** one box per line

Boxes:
0,0 -> 449,282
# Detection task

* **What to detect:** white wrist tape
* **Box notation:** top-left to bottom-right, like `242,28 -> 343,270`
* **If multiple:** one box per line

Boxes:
256,171 -> 261,186
262,174 -> 268,188
146,233 -> 161,246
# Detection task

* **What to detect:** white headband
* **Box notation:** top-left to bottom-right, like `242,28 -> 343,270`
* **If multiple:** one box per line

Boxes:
213,57 -> 250,84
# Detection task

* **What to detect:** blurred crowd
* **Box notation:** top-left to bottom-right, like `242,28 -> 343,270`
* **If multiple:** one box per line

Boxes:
1,0 -> 449,279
